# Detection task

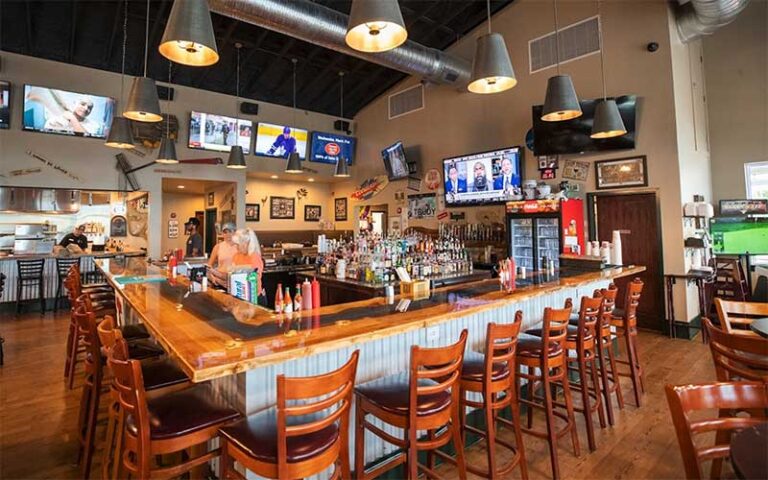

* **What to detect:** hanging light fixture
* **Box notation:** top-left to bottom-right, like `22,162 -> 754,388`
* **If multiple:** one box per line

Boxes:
159,0 -> 219,67
125,0 -> 162,122
345,0 -> 407,53
541,0 -> 582,122
106,1 -> 135,149
227,43 -> 247,169
590,1 -> 626,139
156,62 -> 178,164
468,0 -> 517,94
334,71 -> 351,178
285,58 -> 303,174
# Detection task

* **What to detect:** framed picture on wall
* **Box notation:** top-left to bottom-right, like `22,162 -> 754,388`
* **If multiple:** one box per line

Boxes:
304,205 -> 322,222
335,198 -> 348,221
207,192 -> 215,207
595,155 -> 648,190
270,196 -> 295,219
245,203 -> 260,221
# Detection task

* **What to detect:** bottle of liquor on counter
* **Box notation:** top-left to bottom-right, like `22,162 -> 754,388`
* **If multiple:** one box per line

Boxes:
284,286 -> 294,314
275,283 -> 284,314
294,283 -> 302,312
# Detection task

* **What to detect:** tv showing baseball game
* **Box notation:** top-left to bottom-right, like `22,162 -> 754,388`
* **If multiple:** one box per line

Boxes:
188,111 -> 253,154
443,146 -> 523,207
254,122 -> 308,159
22,84 -> 115,138
382,141 -> 409,180
0,81 -> 10,129
309,131 -> 355,165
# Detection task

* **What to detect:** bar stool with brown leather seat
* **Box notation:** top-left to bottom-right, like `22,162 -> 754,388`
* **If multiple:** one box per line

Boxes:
515,304 -> 579,480
219,351 -> 359,480
610,278 -> 645,407
108,334 -> 241,479
15,258 -> 46,314
355,330 -> 468,480
459,314 -> 528,479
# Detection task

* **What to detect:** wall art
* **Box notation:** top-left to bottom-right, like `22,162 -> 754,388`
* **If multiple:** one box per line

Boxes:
595,155 -> 648,190
562,159 -> 590,182
408,193 -> 437,219
304,205 -> 322,222
245,203 -> 260,222
270,196 -> 295,219
335,197 -> 348,221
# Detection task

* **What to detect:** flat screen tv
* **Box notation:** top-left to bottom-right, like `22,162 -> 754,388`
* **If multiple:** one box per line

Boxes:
443,146 -> 523,207
188,111 -> 253,154
22,84 -> 115,138
382,141 -> 409,180
0,81 -> 9,129
309,131 -> 355,165
254,122 -> 308,159
532,95 -> 637,156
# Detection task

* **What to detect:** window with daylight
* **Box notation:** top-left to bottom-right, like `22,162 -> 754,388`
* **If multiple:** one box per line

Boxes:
745,161 -> 768,199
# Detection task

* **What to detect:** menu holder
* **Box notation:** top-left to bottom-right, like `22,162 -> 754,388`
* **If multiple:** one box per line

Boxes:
400,279 -> 430,299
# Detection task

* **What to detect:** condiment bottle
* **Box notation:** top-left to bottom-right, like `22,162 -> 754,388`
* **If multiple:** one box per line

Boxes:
275,283 -> 284,313
301,279 -> 313,310
311,277 -> 321,309
293,283 -> 302,312
284,287 -> 293,314
168,256 -> 177,278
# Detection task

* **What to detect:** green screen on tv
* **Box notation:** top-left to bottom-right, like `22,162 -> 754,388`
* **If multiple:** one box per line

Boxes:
711,217 -> 768,254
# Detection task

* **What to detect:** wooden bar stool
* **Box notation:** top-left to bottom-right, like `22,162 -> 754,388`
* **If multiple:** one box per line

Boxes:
591,285 -> 624,426
610,278 -> 645,407
459,315 -> 528,479
219,351 -> 359,480
355,330 -> 468,480
15,258 -> 46,314
54,257 -> 81,311
515,304 -> 579,480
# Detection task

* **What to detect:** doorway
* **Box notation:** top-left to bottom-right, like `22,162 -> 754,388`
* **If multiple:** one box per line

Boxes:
587,192 -> 664,331
205,209 -> 217,255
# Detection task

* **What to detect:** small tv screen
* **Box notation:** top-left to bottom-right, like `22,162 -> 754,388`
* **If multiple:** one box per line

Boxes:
22,84 -> 115,138
0,81 -> 9,129
443,146 -> 523,207
188,111 -> 253,154
254,122 -> 308,159
382,141 -> 409,180
532,95 -> 637,156
309,131 -> 355,165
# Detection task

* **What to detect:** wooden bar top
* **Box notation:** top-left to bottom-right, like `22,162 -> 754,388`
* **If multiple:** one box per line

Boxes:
97,257 -> 645,383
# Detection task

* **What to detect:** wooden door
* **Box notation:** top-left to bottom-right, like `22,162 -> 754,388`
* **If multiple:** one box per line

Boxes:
204,209 -> 217,255
590,192 -> 664,331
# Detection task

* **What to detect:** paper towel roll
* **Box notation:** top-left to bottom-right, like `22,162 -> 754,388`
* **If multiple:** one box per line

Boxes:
611,231 -> 623,266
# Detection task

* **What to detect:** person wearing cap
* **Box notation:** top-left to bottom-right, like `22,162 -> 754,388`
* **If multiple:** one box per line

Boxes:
266,126 -> 297,158
184,217 -> 204,257
208,222 -> 238,270
59,224 -> 88,251
208,228 -> 264,289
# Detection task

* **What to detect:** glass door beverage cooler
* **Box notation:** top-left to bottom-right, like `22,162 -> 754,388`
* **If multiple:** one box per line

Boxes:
506,199 -> 585,271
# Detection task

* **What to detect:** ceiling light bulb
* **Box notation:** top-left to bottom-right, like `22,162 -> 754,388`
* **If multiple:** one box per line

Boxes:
158,0 -> 219,67
346,0 -> 407,53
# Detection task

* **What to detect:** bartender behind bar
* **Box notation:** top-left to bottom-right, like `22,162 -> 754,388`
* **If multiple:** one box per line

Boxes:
59,225 -> 88,250
185,217 -> 203,257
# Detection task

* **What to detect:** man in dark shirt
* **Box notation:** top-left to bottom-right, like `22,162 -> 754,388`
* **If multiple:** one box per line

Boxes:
185,217 -> 203,257
59,225 -> 88,250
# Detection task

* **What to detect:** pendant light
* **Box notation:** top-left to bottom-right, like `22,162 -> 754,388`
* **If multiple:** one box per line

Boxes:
285,59 -> 303,174
106,0 -> 135,149
159,0 -> 219,67
227,43 -> 247,169
346,0 -> 407,53
590,1 -> 626,139
468,0 -> 517,94
334,72 -> 351,178
125,0 -> 162,122
541,0 -> 582,122
156,62 -> 178,164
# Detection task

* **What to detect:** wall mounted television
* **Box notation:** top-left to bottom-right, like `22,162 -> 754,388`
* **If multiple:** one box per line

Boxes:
0,81 -> 10,129
309,131 -> 355,165
22,84 -> 115,138
254,122 -> 308,159
532,95 -> 637,156
382,141 -> 409,180
443,146 -> 523,207
188,111 -> 253,154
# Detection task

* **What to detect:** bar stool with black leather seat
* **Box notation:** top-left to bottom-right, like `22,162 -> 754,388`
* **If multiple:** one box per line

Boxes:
515,304 -> 579,480
355,330 -> 468,480
459,314 -> 528,479
610,278 -> 645,407
108,334 -> 241,479
219,351 -> 359,480
54,257 -> 81,312
15,258 -> 46,314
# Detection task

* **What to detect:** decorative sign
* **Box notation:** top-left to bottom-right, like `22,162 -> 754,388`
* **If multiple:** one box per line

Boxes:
168,219 -> 179,239
540,168 -> 556,180
305,205 -> 322,222
538,156 -> 558,170
110,216 -> 127,237
562,159 -> 590,182
394,190 -> 406,205
207,192 -> 215,207
246,203 -> 260,221
506,199 -> 561,214
408,193 -> 437,219
450,211 -> 466,221
351,175 -> 389,201
358,205 -> 371,220
389,217 -> 402,235
335,198 -> 348,221
26,150 -> 81,181
111,203 -> 127,216
595,155 -> 648,190
719,199 -> 768,216
297,188 -> 308,201
5,168 -> 42,177
407,177 -> 421,192
437,211 -> 450,220
127,194 -> 149,239
424,169 -> 441,190
270,196 -> 295,219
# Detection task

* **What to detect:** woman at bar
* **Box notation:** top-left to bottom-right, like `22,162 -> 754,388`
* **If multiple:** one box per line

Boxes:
208,228 -> 264,289
207,222 -> 238,271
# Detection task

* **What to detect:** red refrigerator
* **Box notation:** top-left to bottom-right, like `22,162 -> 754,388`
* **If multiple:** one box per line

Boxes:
506,199 -> 585,271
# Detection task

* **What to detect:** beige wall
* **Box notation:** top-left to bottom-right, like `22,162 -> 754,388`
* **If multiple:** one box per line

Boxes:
245,177 -> 334,232
704,0 -> 768,203
161,192 -> 205,254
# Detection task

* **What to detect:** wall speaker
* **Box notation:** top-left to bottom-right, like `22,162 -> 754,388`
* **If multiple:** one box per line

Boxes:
334,120 -> 350,132
240,102 -> 259,115
157,85 -> 175,101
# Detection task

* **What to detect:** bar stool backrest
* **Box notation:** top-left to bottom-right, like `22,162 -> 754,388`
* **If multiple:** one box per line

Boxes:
621,278 -> 644,327
97,316 -> 121,353
56,257 -> 81,278
665,382 -> 768,480
16,258 -> 45,280
72,297 -> 101,377
597,284 -> 618,329
704,318 -> 768,383
715,298 -> 768,334
484,313 -> 523,383
540,304 -> 573,357
574,295 -> 603,347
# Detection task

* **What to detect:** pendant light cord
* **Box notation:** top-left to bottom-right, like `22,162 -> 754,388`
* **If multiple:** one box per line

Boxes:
166,61 -> 171,137
143,0 -> 150,77
339,71 -> 344,118
487,0 -> 492,34
553,0 -> 561,74
292,58 -> 297,126
235,44 -> 241,124
597,0 -> 607,100
120,0 -> 128,105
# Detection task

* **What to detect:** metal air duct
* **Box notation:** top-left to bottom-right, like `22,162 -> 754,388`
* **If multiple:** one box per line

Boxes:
676,0 -> 750,43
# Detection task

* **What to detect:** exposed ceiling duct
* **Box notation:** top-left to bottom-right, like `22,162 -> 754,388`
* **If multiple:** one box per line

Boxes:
207,0 -> 472,86
676,0 -> 751,43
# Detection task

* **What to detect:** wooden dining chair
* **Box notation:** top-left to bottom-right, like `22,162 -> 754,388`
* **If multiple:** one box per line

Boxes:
665,382 -> 768,480
715,298 -> 768,335
219,351 -> 359,480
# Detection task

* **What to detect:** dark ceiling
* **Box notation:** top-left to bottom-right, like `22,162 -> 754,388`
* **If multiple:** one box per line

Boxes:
0,0 -> 514,118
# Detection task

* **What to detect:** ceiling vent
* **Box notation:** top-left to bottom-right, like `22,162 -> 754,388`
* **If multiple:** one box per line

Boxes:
388,84 -> 425,120
529,15 -> 600,74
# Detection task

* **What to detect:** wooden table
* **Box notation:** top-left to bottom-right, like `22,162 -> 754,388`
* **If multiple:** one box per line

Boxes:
749,318 -> 768,338
730,422 -> 768,479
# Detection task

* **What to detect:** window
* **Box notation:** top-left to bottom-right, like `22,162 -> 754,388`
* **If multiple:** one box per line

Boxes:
745,161 -> 768,199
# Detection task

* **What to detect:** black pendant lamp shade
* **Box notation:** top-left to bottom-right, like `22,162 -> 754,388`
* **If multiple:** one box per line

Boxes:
541,75 -> 582,121
159,0 -> 219,67
334,158 -> 351,177
591,99 -> 626,139
156,135 -> 178,164
346,0 -> 407,53
468,33 -> 517,94
227,145 -> 247,169
105,116 -> 135,148
285,152 -> 303,174
125,77 -> 163,122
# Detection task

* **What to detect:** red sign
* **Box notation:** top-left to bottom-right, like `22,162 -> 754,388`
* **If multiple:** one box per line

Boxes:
506,199 -> 561,214
324,143 -> 340,156
437,211 -> 449,220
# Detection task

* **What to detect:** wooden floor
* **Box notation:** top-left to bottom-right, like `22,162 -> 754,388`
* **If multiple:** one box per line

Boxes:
0,309 -> 720,480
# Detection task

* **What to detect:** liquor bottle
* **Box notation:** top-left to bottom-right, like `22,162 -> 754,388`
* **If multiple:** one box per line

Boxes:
294,283 -> 302,312
275,283 -> 284,314
284,287 -> 293,314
